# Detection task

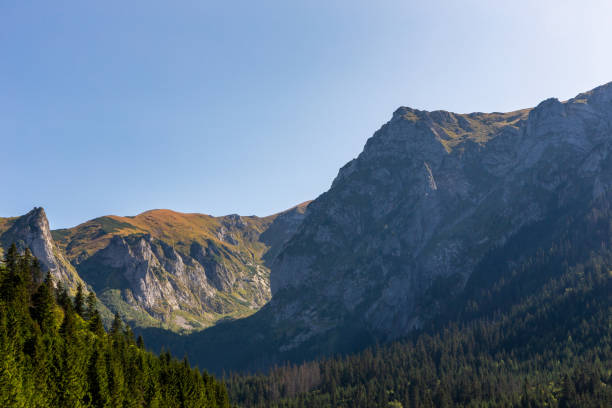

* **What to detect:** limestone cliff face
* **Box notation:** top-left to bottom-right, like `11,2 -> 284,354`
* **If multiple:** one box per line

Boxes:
51,206 -> 309,331
0,207 -> 84,291
1,203 -> 310,332
254,82 -> 612,350
77,234 -> 223,330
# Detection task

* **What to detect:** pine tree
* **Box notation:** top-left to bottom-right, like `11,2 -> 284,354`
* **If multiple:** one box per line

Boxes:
137,335 -> 145,349
111,313 -> 123,337
18,248 -> 33,292
85,343 -> 110,408
27,330 -> 55,408
1,244 -> 26,304
31,258 -> 43,284
560,374 -> 578,408
59,303 -> 77,339
86,291 -> 97,321
74,283 -> 85,317
57,335 -> 87,408
55,283 -> 71,310
31,272 -> 56,333
89,309 -> 106,337
0,309 -> 26,408
3,243 -> 18,273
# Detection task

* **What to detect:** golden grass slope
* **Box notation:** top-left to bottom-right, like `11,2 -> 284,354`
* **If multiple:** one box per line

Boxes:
401,107 -> 531,152
53,209 -> 276,264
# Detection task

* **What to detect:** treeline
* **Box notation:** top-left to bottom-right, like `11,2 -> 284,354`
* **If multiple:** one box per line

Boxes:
226,199 -> 612,407
0,243 -> 230,408
228,275 -> 611,408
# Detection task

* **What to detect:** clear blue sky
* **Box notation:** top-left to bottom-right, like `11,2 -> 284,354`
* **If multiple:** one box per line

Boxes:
2,1 -> 612,229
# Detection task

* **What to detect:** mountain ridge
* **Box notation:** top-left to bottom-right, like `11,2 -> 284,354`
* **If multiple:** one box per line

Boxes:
144,80 -> 612,372
3,81 -> 612,375
1,202 -> 311,331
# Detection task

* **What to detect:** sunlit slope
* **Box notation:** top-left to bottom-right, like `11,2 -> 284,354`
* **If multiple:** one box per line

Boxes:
54,209 -> 274,262
52,205 -> 308,332
0,208 -> 87,293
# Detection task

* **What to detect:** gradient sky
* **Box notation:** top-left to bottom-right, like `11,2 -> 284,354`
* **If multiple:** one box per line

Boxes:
2,1 -> 612,229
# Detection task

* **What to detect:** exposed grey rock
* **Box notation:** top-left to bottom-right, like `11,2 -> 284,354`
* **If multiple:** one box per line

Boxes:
0,207 -> 84,290
77,230 -> 271,329
54,205 -> 311,331
264,81 -> 612,348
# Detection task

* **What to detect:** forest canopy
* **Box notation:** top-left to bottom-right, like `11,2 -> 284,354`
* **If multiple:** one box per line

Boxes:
0,243 -> 230,408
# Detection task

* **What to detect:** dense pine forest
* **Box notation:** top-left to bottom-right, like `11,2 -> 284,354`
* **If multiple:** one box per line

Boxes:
0,244 -> 230,408
226,198 -> 612,407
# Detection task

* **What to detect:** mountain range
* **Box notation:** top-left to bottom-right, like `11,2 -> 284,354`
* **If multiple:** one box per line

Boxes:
0,202 -> 310,332
2,81 -> 612,376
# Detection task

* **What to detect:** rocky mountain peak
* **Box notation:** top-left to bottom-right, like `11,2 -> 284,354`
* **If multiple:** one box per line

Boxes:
1,207 -> 57,270
0,207 -> 83,290
572,80 -> 612,104
530,97 -> 563,119
259,81 -> 612,353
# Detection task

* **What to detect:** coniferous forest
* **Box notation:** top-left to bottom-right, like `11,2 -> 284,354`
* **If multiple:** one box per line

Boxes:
225,199 -> 612,407
0,244 -> 230,408
3,198 -> 612,407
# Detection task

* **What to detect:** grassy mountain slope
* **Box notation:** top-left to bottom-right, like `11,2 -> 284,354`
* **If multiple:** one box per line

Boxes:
53,209 -> 274,263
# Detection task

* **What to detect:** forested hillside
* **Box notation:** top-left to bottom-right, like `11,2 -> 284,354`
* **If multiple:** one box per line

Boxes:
225,192 -> 612,407
0,244 -> 229,408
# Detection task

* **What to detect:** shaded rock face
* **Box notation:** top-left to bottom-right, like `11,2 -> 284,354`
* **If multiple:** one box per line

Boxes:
260,202 -> 311,265
0,207 -> 83,290
265,82 -> 612,347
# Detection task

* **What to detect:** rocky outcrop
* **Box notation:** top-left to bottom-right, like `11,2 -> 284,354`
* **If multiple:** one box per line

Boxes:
77,234 -> 222,329
0,207 -> 84,290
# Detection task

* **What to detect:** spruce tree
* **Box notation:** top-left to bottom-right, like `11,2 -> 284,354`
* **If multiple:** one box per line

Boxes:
55,283 -> 71,310
0,309 -> 26,408
74,283 -> 85,317
57,332 -> 87,407
88,309 -> 105,337
85,291 -> 97,321
3,243 -> 18,272
137,335 -> 145,349
85,344 -> 110,408
111,313 -> 123,337
1,244 -> 25,304
31,272 -> 56,333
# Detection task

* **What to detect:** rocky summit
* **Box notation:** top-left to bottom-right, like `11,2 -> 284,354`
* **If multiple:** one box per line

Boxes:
167,81 -> 612,372
0,207 -> 85,291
